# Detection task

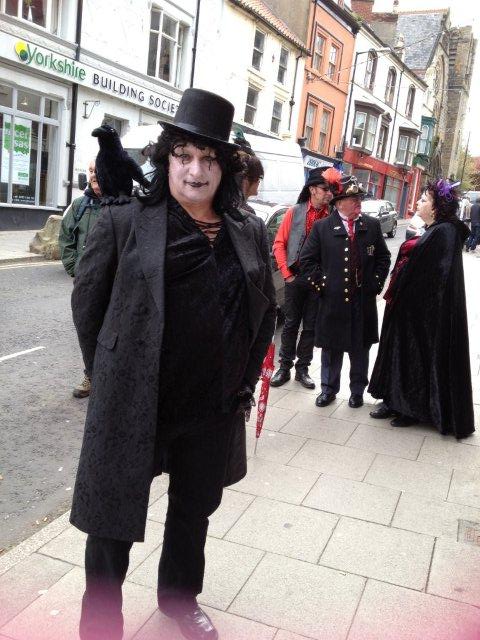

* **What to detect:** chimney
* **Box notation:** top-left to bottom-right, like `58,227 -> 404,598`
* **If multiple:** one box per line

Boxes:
351,0 -> 375,21
392,0 -> 400,13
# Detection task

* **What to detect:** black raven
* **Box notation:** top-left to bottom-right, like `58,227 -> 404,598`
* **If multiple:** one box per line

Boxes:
91,124 -> 150,204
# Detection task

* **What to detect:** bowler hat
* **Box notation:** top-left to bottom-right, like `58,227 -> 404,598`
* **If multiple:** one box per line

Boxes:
330,175 -> 367,203
161,88 -> 238,149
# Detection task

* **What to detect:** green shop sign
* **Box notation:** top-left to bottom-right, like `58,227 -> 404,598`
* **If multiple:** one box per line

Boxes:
14,40 -> 86,81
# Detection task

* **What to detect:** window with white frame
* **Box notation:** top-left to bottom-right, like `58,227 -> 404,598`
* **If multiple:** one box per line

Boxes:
376,123 -> 389,160
418,123 -> 432,155
244,86 -> 259,125
385,67 -> 397,105
252,29 -> 265,71
395,133 -> 417,166
312,31 -> 326,72
351,110 -> 378,153
102,115 -> 127,136
364,51 -> 377,90
271,100 -> 283,134
318,109 -> 331,154
327,44 -> 339,81
277,47 -> 289,84
0,84 -> 60,207
304,102 -> 317,148
405,85 -> 415,118
1,0 -> 60,32
147,8 -> 185,86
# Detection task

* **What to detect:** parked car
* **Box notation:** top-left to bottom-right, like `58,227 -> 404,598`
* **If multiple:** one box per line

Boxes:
249,199 -> 290,309
405,213 -> 426,240
361,199 -> 398,238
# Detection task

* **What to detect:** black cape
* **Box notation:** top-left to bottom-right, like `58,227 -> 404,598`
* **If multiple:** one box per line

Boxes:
369,219 -> 474,439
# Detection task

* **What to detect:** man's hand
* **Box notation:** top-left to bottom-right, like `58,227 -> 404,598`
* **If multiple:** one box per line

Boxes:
285,275 -> 295,283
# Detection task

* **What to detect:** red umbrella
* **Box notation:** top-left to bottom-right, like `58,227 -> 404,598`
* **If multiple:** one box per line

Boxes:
254,340 -> 276,454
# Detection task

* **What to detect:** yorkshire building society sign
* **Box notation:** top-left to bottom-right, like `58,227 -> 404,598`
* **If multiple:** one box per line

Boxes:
3,35 -> 179,117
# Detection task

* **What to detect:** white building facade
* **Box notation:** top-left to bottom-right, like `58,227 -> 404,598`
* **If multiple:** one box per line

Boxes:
342,26 -> 427,217
194,0 -> 307,142
0,0 -> 196,229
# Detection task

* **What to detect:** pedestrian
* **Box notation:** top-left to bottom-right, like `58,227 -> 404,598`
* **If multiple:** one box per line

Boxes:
465,197 -> 480,251
58,159 -> 102,398
299,175 -> 391,408
270,166 -> 341,390
369,180 -> 474,438
71,88 -> 276,640
239,153 -> 264,215
459,194 -> 471,221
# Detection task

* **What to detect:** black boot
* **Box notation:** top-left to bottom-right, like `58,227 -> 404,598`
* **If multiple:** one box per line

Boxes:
270,368 -> 291,387
295,369 -> 315,389
158,595 -> 219,640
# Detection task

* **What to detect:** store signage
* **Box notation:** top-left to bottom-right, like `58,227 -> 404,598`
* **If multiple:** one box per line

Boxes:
2,35 -> 180,117
303,154 -> 333,169
1,115 -> 31,186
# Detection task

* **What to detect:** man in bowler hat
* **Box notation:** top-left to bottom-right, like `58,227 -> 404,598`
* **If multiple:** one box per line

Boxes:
71,89 -> 276,640
299,175 -> 390,408
270,166 -> 341,389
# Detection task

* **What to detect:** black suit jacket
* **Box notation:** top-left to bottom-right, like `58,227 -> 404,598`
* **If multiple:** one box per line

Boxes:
70,198 -> 276,542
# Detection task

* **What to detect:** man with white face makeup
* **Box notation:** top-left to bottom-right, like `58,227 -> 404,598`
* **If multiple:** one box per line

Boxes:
70,89 -> 276,640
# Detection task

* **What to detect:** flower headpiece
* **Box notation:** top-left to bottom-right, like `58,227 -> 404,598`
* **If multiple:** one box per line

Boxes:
435,179 -> 461,202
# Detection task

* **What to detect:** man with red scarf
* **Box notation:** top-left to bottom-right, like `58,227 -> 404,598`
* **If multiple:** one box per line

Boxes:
271,167 -> 341,389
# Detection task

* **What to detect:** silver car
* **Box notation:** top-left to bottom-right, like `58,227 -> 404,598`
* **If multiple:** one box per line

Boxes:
361,199 -> 398,238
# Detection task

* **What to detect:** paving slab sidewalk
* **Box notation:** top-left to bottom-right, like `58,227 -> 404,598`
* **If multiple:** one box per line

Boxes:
1,247 -> 480,640
0,230 -> 44,264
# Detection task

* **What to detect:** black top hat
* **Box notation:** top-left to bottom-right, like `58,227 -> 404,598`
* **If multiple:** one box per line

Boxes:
330,175 -> 367,203
160,88 -> 237,149
305,166 -> 331,187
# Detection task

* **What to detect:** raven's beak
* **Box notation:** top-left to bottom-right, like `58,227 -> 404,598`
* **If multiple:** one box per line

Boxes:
91,128 -> 101,137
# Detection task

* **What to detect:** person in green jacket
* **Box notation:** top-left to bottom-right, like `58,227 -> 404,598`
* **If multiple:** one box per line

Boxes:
59,160 -> 102,398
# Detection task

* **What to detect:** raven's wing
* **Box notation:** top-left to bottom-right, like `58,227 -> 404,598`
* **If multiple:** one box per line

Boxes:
123,153 -> 151,187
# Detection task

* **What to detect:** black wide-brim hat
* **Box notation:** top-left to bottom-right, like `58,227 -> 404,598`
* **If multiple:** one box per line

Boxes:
330,175 -> 367,203
160,88 -> 239,149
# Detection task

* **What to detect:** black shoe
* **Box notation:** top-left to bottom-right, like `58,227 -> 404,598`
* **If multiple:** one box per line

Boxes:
348,394 -> 363,408
370,402 -> 396,419
390,414 -> 417,428
270,368 -> 291,387
315,392 -> 336,407
295,370 -> 315,389
158,599 -> 218,640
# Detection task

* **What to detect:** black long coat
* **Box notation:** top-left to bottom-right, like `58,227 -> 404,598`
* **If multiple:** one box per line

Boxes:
299,210 -> 391,352
70,199 -> 276,542
369,219 -> 474,439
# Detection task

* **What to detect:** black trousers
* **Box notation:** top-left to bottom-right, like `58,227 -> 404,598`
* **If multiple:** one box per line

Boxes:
79,415 -> 234,640
278,276 -> 319,371
320,293 -> 370,395
466,223 -> 480,250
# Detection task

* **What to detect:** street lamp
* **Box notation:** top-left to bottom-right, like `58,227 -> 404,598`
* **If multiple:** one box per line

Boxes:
340,47 -> 391,155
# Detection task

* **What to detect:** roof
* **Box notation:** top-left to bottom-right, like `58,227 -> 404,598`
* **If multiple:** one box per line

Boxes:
229,0 -> 309,52
395,11 -> 447,70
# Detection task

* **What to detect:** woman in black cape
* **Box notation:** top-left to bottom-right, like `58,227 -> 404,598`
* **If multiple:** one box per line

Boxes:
368,179 -> 474,439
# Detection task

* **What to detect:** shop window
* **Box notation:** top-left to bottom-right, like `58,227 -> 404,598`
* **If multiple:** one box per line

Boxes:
318,109 -> 331,154
364,51 -> 377,90
327,44 -> 339,82
277,47 -> 289,84
147,8 -> 185,86
0,86 -> 60,207
252,29 -> 265,71
354,169 -> 370,191
384,176 -> 402,208
304,102 -> 317,149
2,0 -> 59,33
0,85 -> 13,109
385,67 -> 397,105
244,86 -> 259,125
312,31 -> 325,73
270,100 -> 283,134
351,110 -> 378,153
376,124 -> 389,160
405,85 -> 415,118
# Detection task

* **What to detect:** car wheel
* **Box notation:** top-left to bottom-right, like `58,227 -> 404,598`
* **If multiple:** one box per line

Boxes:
387,222 -> 397,238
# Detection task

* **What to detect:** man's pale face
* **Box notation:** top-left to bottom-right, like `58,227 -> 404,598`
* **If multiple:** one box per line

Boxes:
336,195 -> 362,219
309,184 -> 333,209
168,142 -> 222,207
88,161 -> 102,197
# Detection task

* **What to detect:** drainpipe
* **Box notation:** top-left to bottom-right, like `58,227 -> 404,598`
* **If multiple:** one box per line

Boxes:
190,0 -> 201,87
66,0 -> 83,206
288,53 -> 302,130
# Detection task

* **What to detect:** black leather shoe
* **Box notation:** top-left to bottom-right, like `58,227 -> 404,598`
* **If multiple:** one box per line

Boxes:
390,415 -> 417,428
158,599 -> 218,640
348,394 -> 363,408
270,368 -> 291,387
315,392 -> 336,407
370,403 -> 396,419
295,370 -> 315,389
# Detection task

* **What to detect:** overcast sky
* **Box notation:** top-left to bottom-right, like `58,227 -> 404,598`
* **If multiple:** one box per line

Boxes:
373,0 -> 480,156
